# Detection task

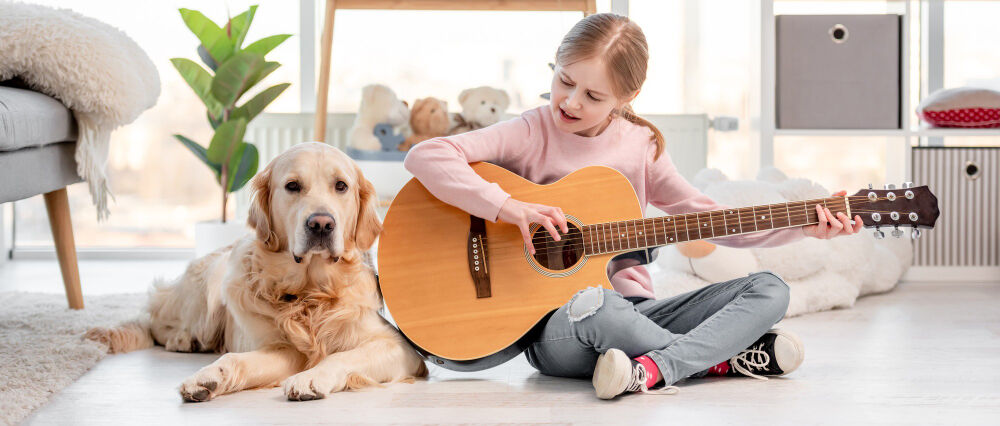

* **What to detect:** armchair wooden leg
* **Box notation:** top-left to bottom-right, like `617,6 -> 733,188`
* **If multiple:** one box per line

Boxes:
43,188 -> 83,309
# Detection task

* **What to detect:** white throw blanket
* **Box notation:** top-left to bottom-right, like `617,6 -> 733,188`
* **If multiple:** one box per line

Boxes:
0,1 -> 160,220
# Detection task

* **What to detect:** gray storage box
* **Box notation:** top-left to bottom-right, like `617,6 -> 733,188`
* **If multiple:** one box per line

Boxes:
776,14 -> 901,129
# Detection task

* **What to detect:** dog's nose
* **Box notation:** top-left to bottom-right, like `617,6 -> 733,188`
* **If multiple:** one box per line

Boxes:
306,213 -> 335,235
490,107 -> 496,113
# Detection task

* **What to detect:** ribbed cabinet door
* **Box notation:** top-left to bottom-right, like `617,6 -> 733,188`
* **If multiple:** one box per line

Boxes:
912,147 -> 999,266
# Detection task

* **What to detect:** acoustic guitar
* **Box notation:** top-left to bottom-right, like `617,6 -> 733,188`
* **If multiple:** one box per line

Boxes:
377,162 -> 940,371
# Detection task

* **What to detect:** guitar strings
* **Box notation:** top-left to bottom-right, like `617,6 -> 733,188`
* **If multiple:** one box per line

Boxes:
478,196 -> 900,248
475,203 -> 912,256
485,195 -> 892,246
479,206 -> 902,255
478,207 -> 908,258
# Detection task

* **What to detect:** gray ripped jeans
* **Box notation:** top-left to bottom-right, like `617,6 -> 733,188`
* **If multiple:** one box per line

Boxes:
524,271 -> 791,386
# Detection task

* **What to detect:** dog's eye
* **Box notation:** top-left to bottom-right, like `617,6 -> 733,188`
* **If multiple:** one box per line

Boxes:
481,101 -> 486,105
335,181 -> 348,192
285,181 -> 301,192
281,294 -> 298,302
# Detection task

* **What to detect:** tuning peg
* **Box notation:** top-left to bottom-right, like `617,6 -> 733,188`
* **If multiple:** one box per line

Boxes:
873,227 -> 885,239
902,182 -> 914,189
884,183 -> 896,190
891,226 -> 903,238
911,228 -> 921,240
868,183 -> 874,189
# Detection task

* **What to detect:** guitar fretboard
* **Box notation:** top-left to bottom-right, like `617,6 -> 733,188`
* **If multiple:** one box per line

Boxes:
580,197 -> 849,255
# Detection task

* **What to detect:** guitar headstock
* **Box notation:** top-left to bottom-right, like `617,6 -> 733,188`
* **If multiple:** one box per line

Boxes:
849,183 -> 940,239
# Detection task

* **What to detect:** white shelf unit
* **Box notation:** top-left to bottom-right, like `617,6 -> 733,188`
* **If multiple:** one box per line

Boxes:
759,0 -> 999,281
757,0 -> 1000,186
759,0 -> 916,186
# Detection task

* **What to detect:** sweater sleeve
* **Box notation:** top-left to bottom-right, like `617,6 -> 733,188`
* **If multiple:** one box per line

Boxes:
645,147 -> 805,248
402,114 -> 534,222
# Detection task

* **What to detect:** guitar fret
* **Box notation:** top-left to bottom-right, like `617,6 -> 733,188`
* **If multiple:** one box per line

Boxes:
601,223 -> 608,253
768,205 -> 775,228
610,222 -> 616,251
668,216 -> 676,243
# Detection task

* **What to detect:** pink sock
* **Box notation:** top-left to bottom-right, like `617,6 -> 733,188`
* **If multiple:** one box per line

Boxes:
634,355 -> 662,388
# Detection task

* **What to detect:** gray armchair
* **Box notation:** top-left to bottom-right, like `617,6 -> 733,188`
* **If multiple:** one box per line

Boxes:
0,82 -> 84,309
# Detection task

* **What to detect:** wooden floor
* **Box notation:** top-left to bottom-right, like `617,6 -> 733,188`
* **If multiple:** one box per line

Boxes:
4,259 -> 999,425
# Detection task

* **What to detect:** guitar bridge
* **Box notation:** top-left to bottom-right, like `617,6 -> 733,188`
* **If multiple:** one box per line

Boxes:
468,216 -> 491,298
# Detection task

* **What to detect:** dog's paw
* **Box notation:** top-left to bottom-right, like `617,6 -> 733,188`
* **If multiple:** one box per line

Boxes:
282,369 -> 341,401
165,333 -> 196,352
179,361 -> 230,402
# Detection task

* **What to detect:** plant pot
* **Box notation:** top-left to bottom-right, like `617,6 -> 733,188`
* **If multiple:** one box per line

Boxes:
195,220 -> 250,258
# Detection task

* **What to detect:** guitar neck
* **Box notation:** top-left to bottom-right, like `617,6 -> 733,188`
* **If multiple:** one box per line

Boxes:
581,196 -> 852,255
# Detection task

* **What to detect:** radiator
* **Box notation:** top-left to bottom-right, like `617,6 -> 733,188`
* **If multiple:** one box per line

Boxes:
911,147 -> 999,267
236,112 -> 714,221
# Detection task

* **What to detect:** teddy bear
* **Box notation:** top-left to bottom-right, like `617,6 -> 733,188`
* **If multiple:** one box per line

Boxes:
448,86 -> 510,135
398,97 -> 450,151
348,84 -> 411,151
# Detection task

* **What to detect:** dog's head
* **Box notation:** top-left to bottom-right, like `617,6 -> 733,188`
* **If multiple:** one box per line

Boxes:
247,142 -> 381,263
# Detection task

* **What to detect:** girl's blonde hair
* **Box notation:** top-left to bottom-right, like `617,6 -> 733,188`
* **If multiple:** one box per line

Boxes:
556,13 -> 665,160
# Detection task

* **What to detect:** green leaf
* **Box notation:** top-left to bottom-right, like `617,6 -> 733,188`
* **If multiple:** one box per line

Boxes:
207,110 -> 223,130
226,142 -> 259,192
174,134 -> 221,178
247,61 -> 280,90
243,34 -> 291,56
179,8 -> 234,65
227,5 -> 257,51
170,58 -> 223,120
207,118 -> 248,166
232,83 -> 290,123
211,51 -> 266,108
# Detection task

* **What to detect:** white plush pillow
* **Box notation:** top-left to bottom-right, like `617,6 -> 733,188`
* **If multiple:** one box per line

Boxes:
916,87 -> 1000,128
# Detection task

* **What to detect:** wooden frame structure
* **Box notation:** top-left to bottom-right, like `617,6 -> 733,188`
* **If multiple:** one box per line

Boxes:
312,0 -> 597,140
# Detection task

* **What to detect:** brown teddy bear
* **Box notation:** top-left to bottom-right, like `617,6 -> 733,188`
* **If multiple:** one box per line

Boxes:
399,97 -> 450,151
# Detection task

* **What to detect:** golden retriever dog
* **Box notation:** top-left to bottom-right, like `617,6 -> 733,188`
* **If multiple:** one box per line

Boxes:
85,142 -> 427,402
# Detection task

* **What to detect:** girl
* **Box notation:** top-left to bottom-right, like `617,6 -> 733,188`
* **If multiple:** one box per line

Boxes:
402,13 -> 862,399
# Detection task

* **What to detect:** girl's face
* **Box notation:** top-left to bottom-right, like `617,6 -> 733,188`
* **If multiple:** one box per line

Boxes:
550,57 -> 631,137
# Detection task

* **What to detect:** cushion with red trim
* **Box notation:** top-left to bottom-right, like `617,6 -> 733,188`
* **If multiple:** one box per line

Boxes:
916,87 -> 1000,128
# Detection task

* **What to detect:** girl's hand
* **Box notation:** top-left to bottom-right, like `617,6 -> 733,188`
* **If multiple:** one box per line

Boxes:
497,198 -> 569,255
802,190 -> 864,239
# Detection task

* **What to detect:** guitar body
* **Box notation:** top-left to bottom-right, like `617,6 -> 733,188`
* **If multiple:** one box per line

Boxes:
378,162 -> 643,368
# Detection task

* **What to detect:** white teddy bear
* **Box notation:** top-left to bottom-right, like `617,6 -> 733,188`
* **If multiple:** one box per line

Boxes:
449,86 -> 510,135
349,84 -> 411,151
652,167 -> 913,317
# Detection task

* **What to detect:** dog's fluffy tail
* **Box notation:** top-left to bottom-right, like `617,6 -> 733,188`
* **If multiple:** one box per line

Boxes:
85,319 -> 154,354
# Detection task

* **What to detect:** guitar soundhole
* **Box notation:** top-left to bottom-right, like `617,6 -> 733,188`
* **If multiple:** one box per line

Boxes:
531,223 -> 585,271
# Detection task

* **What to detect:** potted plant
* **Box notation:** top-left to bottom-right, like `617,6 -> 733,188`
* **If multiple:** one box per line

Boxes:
171,5 -> 290,256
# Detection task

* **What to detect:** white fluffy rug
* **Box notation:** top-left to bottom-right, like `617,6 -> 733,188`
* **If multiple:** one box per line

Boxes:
0,292 -> 146,426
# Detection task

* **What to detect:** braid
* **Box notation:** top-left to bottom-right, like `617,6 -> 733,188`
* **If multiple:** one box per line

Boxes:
615,104 -> 666,160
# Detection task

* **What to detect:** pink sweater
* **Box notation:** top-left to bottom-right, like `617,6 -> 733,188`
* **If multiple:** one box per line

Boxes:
402,106 -> 804,299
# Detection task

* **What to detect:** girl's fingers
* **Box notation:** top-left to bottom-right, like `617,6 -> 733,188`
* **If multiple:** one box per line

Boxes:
556,207 -> 569,234
815,205 -> 827,238
853,215 -> 864,233
836,212 -> 852,234
826,208 -> 843,237
537,216 -> 561,242
546,207 -> 568,234
519,222 -> 535,255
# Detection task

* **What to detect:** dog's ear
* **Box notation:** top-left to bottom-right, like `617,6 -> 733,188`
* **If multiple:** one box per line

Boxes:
352,165 -> 382,251
247,164 -> 280,251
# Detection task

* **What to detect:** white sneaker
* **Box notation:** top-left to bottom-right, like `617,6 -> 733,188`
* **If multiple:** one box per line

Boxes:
592,349 -> 679,400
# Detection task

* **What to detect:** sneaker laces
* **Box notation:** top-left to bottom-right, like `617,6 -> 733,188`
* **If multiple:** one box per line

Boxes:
628,363 -> 680,395
729,342 -> 771,381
